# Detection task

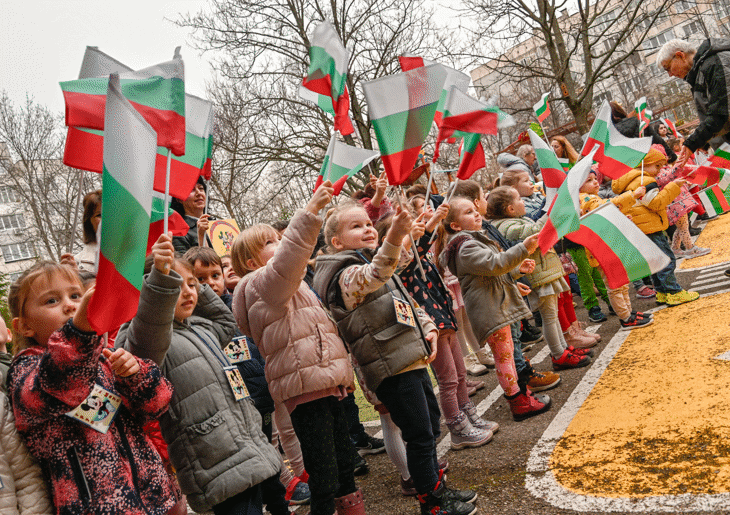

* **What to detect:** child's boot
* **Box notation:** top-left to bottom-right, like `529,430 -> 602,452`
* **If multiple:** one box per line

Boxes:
418,480 -> 477,515
505,385 -> 552,421
460,401 -> 499,434
563,324 -> 597,349
572,320 -> 601,343
334,488 -> 366,515
446,411 -> 492,449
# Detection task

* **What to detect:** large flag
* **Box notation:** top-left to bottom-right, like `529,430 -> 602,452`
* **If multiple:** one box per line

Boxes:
533,93 -> 551,123
581,100 -> 652,179
299,84 -> 336,115
663,118 -> 679,138
528,129 -> 566,212
398,56 -> 471,126
697,185 -> 730,217
61,58 -> 186,156
87,74 -> 156,334
64,47 -> 213,200
710,143 -> 730,169
147,191 -> 190,254
315,134 -> 380,194
362,64 -> 447,186
538,147 -> 597,253
302,21 -> 354,135
568,202 -> 670,289
457,132 -> 485,180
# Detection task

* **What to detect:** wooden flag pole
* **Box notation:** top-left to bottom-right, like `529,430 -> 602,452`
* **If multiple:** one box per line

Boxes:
397,187 -> 427,282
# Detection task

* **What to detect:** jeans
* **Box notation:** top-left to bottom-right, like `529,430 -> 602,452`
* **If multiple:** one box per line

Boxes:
511,322 -> 528,376
375,369 -> 441,495
212,485 -> 264,515
647,231 -> 682,294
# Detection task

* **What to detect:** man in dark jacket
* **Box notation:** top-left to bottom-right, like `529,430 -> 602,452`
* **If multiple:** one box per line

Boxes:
658,38 -> 730,166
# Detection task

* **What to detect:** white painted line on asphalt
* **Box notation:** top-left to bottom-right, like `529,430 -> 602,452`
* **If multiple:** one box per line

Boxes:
714,350 -> 730,361
678,260 -> 730,273
691,279 -> 730,292
693,269 -> 729,281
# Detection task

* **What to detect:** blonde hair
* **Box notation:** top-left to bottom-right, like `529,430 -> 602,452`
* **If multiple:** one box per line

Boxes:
433,196 -> 477,274
498,169 -> 530,189
323,201 -> 366,253
8,261 -> 83,355
230,224 -> 281,277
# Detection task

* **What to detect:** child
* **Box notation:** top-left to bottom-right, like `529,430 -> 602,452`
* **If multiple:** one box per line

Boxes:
612,148 -> 700,306
0,317 -> 13,388
221,255 -> 240,293
7,262 -> 177,514
439,196 -> 553,421
580,172 -> 653,329
231,182 -> 364,515
312,201 -> 477,515
352,171 -> 394,223
115,236 -> 281,515
489,187 -> 593,371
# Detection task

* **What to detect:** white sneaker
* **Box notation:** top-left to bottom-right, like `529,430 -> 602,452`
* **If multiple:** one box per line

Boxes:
475,347 -> 495,368
684,246 -> 711,258
464,354 -> 488,376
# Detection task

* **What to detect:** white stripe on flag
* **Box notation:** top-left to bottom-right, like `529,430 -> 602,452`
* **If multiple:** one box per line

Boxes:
364,64 -> 448,120
311,21 -> 349,76
718,169 -> 730,191
332,139 -> 380,169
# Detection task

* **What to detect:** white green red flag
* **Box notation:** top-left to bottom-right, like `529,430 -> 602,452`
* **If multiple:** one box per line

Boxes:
315,134 -> 380,194
557,157 -> 572,171
533,93 -> 550,123
363,64 -> 447,186
538,147 -> 598,253
710,143 -> 730,169
302,21 -> 354,135
87,74 -> 156,334
398,56 -> 470,126
147,191 -> 190,254
567,202 -> 670,289
61,57 -> 186,156
528,129 -> 566,212
456,133 -> 485,180
64,46 -> 213,200
299,84 -> 336,116
581,100 -> 652,179
684,165 -> 720,187
663,118 -> 679,138
698,185 -> 730,217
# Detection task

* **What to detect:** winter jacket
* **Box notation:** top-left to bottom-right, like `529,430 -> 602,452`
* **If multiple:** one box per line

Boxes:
441,232 -> 531,342
522,192 -> 546,220
491,216 -> 564,288
611,170 -> 680,234
172,215 -> 199,254
8,321 -> 176,515
233,209 -> 354,408
579,191 -> 637,266
684,38 -> 730,152
0,392 -> 52,515
116,269 -> 280,513
614,117 -> 677,162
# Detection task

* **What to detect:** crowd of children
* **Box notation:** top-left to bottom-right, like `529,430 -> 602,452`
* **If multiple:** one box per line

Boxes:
0,121 -> 715,515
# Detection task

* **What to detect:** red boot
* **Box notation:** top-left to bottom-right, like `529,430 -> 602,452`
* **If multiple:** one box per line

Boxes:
505,386 -> 552,421
334,488 -> 366,515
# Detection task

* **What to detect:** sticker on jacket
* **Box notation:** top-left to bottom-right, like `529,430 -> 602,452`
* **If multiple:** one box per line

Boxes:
224,366 -> 250,401
66,384 -> 122,434
393,297 -> 417,328
224,336 -> 252,364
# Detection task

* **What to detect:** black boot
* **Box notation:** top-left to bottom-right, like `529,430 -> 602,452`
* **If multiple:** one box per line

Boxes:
418,480 -> 476,515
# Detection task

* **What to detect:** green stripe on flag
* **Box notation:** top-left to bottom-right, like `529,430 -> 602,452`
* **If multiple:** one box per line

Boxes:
582,214 -> 651,279
371,102 -> 438,155
589,119 -> 646,165
61,77 -> 185,116
308,46 -> 347,97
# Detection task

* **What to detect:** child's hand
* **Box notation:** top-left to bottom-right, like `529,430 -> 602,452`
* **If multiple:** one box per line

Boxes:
411,212 -> 427,241
633,186 -> 646,198
425,203 -> 449,233
152,232 -> 174,275
386,206 -> 413,247
516,282 -> 531,296
524,233 -> 540,254
673,178 -> 687,187
59,253 -> 78,271
197,214 -> 211,246
519,259 -> 536,274
425,330 -> 438,364
371,171 -> 387,196
73,285 -> 96,333
307,180 -> 334,214
102,348 -> 140,377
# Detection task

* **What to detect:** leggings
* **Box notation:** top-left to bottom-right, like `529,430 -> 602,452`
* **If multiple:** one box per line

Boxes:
538,293 -> 568,358
567,247 -> 609,310
557,286 -> 577,332
672,214 -> 693,251
485,326 -> 519,396
430,329 -> 469,420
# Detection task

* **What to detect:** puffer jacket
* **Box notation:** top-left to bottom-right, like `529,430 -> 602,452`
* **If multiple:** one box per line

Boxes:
441,231 -> 531,342
579,191 -> 637,267
116,270 -> 280,513
611,170 -> 680,234
684,38 -> 730,151
0,392 -> 52,515
491,216 -> 564,288
9,322 -> 176,515
233,209 -> 354,407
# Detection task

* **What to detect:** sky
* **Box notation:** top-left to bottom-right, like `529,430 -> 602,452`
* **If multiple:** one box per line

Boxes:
0,0 -> 214,115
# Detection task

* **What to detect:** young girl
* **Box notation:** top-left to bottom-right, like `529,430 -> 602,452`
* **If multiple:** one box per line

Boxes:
230,182 -> 364,515
489,187 -> 593,371
7,262 -> 177,515
312,202 -> 477,515
115,235 -> 282,515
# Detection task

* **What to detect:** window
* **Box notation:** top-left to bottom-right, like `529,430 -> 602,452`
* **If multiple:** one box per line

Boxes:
683,21 -> 703,38
1,242 -> 35,263
717,1 -> 730,20
594,9 -> 620,33
0,187 -> 18,204
675,0 -> 695,13
643,29 -> 675,52
594,90 -> 613,107
0,214 -> 25,232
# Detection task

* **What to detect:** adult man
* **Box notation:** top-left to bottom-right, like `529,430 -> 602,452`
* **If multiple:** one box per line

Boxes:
516,144 -> 541,180
657,38 -> 730,166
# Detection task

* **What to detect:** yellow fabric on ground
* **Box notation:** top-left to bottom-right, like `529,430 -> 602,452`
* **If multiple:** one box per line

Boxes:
679,216 -> 730,269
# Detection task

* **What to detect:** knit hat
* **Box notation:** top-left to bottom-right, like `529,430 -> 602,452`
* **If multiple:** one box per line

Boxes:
641,147 -> 667,168
651,143 -> 668,158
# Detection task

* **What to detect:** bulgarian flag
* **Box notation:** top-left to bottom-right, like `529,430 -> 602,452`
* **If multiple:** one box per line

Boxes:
581,100 -> 652,179
362,64 -> 447,185
302,21 -> 354,135
398,56 -> 470,126
528,129 -> 566,212
64,47 -> 213,200
87,74 -> 157,334
698,185 -> 730,217
664,118 -> 679,138
146,191 -> 190,254
567,202 -> 670,289
710,143 -> 730,169
315,134 -> 380,194
456,132 -> 485,180
299,84 -> 336,115
533,93 -> 550,123
61,57 -> 186,156
538,147 -> 598,253
684,165 -> 720,187
635,97 -> 649,135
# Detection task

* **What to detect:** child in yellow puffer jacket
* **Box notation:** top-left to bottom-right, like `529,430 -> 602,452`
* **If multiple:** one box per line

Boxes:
611,148 -> 699,307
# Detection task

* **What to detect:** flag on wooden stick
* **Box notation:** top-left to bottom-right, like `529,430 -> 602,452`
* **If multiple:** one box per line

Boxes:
533,93 -> 551,123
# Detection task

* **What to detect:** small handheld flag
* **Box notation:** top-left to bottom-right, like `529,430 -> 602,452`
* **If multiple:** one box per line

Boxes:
533,93 -> 550,123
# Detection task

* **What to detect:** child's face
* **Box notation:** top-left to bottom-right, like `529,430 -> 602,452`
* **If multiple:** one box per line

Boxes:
221,256 -> 240,292
643,163 -> 663,176
412,198 -> 425,216
450,199 -> 482,232
332,207 -> 378,251
16,272 -> 83,347
514,172 -> 535,198
474,187 -> 487,216
193,260 -> 225,297
507,190 -> 526,217
256,232 -> 281,268
581,174 -> 600,195
0,317 -> 12,347
174,264 -> 199,322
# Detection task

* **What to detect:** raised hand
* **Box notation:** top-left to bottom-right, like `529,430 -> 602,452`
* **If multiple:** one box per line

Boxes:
524,233 -> 540,254
386,205 -> 413,247
152,232 -> 174,275
102,347 -> 140,377
73,285 -> 96,333
307,180 -> 334,214
519,258 -> 536,274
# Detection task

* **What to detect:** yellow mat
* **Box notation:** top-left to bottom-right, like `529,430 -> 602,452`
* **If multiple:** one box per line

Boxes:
551,292 -> 730,497
678,214 -> 730,269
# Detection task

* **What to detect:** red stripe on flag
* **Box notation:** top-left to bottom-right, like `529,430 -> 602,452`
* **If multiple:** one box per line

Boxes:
537,105 -> 550,123
381,147 -> 422,186
152,153 -> 201,201
457,144 -> 485,180
712,185 -> 730,211
538,218 -> 559,254
398,56 -> 426,71
301,77 -> 354,136
313,174 -> 324,192
566,225 -> 629,289
333,175 -> 349,195
440,111 -> 498,138
541,166 -> 566,189
147,215 -> 189,254
685,165 -> 719,186
583,138 -> 633,179
88,252 -> 141,335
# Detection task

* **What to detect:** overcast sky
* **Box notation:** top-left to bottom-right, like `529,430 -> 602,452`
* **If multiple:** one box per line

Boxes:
0,0 -> 214,115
